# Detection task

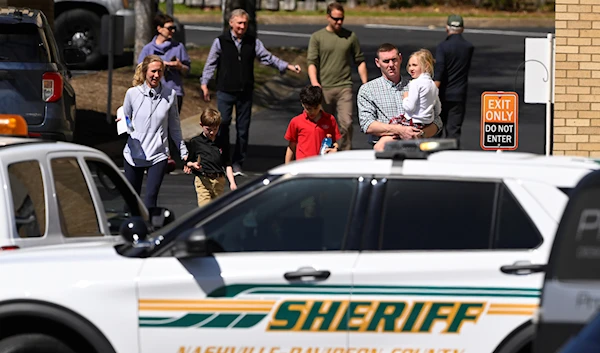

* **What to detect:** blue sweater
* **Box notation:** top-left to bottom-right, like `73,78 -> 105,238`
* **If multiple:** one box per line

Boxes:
122,83 -> 188,167
138,37 -> 191,96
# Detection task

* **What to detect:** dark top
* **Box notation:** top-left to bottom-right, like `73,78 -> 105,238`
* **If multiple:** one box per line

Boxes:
433,33 -> 474,102
187,133 -> 231,176
216,33 -> 256,92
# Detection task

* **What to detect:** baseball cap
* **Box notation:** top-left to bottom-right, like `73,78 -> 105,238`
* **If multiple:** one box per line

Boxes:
447,14 -> 464,28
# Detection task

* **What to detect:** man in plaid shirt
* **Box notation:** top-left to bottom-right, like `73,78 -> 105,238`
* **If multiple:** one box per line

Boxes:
358,43 -> 443,147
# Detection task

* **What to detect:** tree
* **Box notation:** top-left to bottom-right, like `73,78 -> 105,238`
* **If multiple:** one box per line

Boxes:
134,0 -> 155,65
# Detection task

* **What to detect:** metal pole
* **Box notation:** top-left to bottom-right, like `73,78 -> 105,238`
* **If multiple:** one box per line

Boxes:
106,14 -> 114,124
167,0 -> 174,16
545,32 -> 553,156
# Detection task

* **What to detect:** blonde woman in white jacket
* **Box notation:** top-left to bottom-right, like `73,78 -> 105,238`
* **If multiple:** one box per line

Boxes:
119,54 -> 188,208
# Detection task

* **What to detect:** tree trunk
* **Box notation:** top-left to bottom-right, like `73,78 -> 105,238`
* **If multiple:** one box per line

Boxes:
135,0 -> 155,65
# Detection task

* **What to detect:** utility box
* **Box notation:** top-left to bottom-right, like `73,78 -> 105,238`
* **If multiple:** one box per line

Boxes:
2,0 -> 54,27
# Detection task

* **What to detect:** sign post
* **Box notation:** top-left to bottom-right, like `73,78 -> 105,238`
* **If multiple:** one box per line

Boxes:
480,91 -> 519,151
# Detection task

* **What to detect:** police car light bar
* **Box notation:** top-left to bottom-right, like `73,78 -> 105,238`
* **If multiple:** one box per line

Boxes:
0,114 -> 28,137
375,139 -> 459,160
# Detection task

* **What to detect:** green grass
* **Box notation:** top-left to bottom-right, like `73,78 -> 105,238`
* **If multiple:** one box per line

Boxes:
160,3 -> 554,19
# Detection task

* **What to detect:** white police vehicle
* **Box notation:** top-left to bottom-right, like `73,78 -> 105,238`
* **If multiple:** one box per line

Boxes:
0,140 -> 595,353
0,114 -> 165,250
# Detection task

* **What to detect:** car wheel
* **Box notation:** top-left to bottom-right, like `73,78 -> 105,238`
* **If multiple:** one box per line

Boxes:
54,9 -> 102,69
0,333 -> 76,353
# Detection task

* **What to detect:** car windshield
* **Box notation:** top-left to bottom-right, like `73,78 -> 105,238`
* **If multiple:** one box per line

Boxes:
116,174 -> 281,258
0,23 -> 48,63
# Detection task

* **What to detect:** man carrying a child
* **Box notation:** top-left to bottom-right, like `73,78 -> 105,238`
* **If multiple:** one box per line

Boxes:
358,43 -> 443,150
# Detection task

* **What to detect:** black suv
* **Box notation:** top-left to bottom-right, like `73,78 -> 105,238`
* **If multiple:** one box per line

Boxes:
0,7 -> 84,141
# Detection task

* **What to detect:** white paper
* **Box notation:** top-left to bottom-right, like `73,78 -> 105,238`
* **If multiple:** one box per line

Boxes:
116,106 -> 129,135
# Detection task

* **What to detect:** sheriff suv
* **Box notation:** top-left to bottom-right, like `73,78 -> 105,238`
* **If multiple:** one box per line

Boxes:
0,114 -> 168,250
0,140 -> 595,353
0,7 -> 84,141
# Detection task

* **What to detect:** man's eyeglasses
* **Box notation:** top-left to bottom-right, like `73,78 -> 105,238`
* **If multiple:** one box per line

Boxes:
330,16 -> 344,22
164,26 -> 176,31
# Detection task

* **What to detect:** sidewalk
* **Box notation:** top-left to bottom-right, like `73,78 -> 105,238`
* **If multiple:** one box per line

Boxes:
177,13 -> 554,28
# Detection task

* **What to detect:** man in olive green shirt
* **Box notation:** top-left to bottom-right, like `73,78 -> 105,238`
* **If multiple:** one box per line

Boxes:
307,2 -> 368,151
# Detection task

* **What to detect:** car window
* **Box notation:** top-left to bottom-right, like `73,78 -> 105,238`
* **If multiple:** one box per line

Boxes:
202,178 -> 357,252
85,159 -> 143,234
51,157 -> 101,237
8,161 -> 46,238
380,179 -> 496,250
494,184 -> 542,249
0,23 -> 49,63
559,187 -> 572,196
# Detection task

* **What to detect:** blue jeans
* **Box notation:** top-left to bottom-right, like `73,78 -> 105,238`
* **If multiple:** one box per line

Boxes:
124,159 -> 168,209
216,89 -> 253,167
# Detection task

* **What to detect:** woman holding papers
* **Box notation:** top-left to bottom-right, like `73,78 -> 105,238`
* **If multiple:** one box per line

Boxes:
118,54 -> 188,208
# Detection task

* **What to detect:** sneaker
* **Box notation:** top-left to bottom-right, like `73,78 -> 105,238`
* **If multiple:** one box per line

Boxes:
232,163 -> 245,177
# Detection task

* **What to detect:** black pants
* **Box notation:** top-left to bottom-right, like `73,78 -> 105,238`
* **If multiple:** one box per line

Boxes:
441,100 -> 466,144
216,89 -> 253,167
124,159 -> 168,209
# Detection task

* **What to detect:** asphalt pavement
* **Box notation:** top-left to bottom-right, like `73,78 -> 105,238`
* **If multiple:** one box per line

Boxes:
149,23 -> 556,219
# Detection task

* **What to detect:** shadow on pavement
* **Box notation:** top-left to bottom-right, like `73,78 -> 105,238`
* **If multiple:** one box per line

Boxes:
243,144 -> 287,173
74,109 -> 126,167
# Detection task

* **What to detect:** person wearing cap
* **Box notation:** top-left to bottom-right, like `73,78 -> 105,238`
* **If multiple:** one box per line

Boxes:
434,14 -> 474,145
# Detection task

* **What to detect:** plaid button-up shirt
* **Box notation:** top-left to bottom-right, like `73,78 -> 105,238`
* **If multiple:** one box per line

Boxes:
358,75 -> 442,139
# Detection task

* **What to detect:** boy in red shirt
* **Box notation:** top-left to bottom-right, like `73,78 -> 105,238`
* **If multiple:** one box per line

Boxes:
285,85 -> 341,163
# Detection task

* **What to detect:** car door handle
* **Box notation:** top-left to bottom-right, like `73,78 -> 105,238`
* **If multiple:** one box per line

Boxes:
284,269 -> 331,281
500,262 -> 547,275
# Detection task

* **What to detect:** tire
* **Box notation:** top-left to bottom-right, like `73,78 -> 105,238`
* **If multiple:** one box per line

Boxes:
54,9 -> 102,69
0,334 -> 75,353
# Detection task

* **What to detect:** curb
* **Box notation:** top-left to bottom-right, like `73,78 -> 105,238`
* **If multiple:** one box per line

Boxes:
177,13 -> 554,28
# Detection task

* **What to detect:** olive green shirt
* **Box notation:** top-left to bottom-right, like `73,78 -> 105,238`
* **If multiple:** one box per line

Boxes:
307,27 -> 365,89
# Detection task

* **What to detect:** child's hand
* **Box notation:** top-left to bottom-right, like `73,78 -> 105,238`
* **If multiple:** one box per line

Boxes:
324,147 -> 338,154
230,182 -> 238,191
403,91 -> 409,99
183,165 -> 191,174
189,161 -> 201,170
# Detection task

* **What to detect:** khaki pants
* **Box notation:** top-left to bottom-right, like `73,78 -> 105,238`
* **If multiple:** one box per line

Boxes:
322,86 -> 353,151
195,175 -> 225,207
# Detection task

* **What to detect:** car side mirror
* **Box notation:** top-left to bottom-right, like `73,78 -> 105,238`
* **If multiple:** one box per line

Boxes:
63,47 -> 86,65
148,207 -> 175,230
172,228 -> 222,258
119,216 -> 150,245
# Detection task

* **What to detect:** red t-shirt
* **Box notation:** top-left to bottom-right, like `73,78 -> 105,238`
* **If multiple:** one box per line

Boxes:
284,111 -> 342,160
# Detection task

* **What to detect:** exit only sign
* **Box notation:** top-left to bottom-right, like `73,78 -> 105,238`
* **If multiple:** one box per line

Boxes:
480,91 -> 519,151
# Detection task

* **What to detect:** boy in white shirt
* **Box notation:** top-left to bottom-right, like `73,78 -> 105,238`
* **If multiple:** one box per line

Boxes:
374,49 -> 441,151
